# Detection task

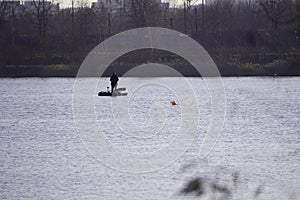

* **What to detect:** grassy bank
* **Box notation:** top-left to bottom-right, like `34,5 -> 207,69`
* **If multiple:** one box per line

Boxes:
0,53 -> 299,77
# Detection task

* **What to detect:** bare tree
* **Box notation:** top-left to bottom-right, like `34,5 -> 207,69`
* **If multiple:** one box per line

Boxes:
257,0 -> 295,29
31,0 -> 55,40
129,0 -> 161,27
0,2 -> 8,22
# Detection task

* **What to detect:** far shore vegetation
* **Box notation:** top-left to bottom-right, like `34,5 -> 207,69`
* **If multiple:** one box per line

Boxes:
1,0 -> 300,77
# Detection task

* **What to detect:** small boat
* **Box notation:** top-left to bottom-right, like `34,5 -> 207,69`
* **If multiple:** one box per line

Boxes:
98,91 -> 112,96
98,88 -> 128,97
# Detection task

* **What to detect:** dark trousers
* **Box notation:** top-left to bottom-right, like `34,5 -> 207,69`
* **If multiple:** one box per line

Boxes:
111,83 -> 117,92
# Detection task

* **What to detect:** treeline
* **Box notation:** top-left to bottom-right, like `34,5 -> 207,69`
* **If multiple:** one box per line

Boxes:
0,0 -> 300,76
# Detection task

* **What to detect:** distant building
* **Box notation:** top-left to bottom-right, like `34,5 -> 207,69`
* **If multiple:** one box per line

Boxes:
23,1 -> 59,15
161,2 -> 170,10
96,0 -> 125,13
91,0 -> 167,13
0,0 -> 59,19
0,1 -> 23,19
91,2 -> 100,9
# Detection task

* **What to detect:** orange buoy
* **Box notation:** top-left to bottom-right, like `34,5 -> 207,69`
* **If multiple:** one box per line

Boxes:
170,101 -> 177,105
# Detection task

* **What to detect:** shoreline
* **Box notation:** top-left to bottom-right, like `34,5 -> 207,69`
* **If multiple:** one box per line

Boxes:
1,75 -> 299,78
0,68 -> 299,78
1,56 -> 299,77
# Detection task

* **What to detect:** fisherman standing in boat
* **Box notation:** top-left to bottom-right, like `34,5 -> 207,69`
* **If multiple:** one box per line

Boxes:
110,72 -> 119,93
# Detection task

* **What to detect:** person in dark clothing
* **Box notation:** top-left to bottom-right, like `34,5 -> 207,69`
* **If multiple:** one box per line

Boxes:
110,73 -> 119,93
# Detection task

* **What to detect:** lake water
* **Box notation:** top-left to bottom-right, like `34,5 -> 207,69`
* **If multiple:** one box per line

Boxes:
0,77 -> 299,199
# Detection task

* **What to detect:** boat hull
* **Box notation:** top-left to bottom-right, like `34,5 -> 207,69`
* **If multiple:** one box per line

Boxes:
98,88 -> 128,97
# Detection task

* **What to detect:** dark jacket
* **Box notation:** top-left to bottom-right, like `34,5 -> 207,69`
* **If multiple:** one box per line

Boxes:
110,74 -> 119,85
